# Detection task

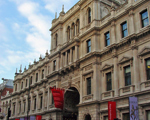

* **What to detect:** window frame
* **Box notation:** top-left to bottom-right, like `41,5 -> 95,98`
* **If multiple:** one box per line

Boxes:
40,96 -> 43,109
42,69 -> 44,79
87,39 -> 91,53
87,77 -> 91,95
106,72 -> 112,91
88,8 -> 91,24
53,60 -> 56,71
121,21 -> 128,38
105,31 -> 110,46
146,58 -> 150,80
124,65 -> 131,86
140,9 -> 149,28
34,98 -> 36,110
36,73 -> 38,82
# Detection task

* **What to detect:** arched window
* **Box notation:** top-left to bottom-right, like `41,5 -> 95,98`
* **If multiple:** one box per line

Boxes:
76,19 -> 80,34
85,114 -> 91,120
67,26 -> 70,40
55,33 -> 58,47
72,23 -> 75,37
88,8 -> 91,24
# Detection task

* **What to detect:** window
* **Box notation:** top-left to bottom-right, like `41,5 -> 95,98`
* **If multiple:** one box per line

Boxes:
34,98 -> 36,110
76,19 -> 80,34
42,69 -> 44,79
88,8 -> 91,23
29,99 -> 31,111
15,84 -> 17,91
141,10 -> 149,28
13,104 -> 15,115
121,21 -> 128,38
106,72 -> 112,91
146,58 -> 150,80
146,110 -> 150,120
30,76 -> 32,85
21,82 -> 23,89
55,34 -> 58,47
72,23 -> 75,37
36,73 -> 38,82
67,26 -> 70,40
123,113 -> 129,120
52,95 -> 54,104
105,32 -> 110,46
26,79 -> 28,87
104,116 -> 108,120
124,66 -> 131,86
19,102 -> 21,113
24,102 -> 26,112
40,96 -> 43,109
87,39 -> 91,53
53,60 -> 56,71
87,77 -> 91,95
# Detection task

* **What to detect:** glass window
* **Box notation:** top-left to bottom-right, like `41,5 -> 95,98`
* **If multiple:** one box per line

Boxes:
34,98 -> 36,110
36,73 -> 38,82
141,10 -> 149,28
13,104 -> 15,114
105,32 -> 110,46
146,58 -> 150,80
67,26 -> 70,40
88,8 -> 91,23
123,113 -> 129,120
106,72 -> 112,91
30,76 -> 32,85
87,77 -> 91,95
121,21 -> 128,38
42,69 -> 44,79
52,95 -> 54,104
104,116 -> 108,120
53,60 -> 56,71
40,96 -> 43,109
21,82 -> 23,89
124,66 -> 131,86
29,99 -> 31,111
87,39 -> 91,53
26,79 -> 28,87
146,110 -> 150,120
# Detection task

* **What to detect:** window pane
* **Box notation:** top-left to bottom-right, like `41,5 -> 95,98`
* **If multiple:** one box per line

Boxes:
142,11 -> 148,19
125,66 -> 131,73
143,19 -> 149,27
87,77 -> 91,95
122,23 -> 127,30
124,30 -> 128,37
147,111 -> 150,120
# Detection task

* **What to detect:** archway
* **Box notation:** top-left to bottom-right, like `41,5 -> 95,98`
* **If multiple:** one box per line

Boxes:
85,114 -> 91,120
63,87 -> 80,120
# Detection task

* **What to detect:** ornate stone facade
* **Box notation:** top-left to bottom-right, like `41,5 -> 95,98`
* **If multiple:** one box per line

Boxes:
1,0 -> 150,120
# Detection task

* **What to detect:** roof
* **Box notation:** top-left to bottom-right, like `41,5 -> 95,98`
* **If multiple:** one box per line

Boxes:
0,79 -> 13,90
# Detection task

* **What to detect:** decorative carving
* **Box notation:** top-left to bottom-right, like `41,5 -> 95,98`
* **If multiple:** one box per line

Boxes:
85,64 -> 92,71
101,64 -> 113,71
104,92 -> 111,97
139,47 -> 150,56
119,56 -> 133,64
83,94 -> 93,101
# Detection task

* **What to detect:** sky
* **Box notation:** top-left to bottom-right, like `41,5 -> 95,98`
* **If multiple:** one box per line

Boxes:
0,0 -> 79,83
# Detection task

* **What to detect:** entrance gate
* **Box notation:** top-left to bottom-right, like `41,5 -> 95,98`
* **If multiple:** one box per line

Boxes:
63,87 -> 79,120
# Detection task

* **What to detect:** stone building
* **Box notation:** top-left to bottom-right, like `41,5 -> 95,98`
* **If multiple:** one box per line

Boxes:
1,0 -> 150,120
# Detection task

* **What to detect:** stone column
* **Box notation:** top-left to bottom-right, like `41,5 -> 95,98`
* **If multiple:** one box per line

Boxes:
20,97 -> 23,114
60,54 -> 63,69
65,51 -> 67,67
69,48 -> 73,64
80,69 -> 83,103
132,46 -> 140,92
111,21 -> 116,44
75,45 -> 78,61
36,93 -> 39,110
43,89 -> 45,110
129,10 -> 135,35
30,93 -> 33,111
47,87 -> 50,110
38,70 -> 40,82
15,99 -> 18,115
26,96 -> 28,114
140,58 -> 146,83
113,55 -> 119,97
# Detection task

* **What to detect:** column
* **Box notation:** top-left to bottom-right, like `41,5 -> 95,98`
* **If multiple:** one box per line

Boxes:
47,87 -> 50,110
133,47 -> 140,92
129,10 -> 135,35
26,96 -> 28,113
140,58 -> 146,83
80,69 -> 83,103
56,57 -> 59,71
75,45 -> 78,61
60,54 -> 63,69
65,52 -> 67,66
69,48 -> 72,64
36,93 -> 39,110
32,73 -> 35,84
21,97 -> 23,114
43,89 -> 45,110
30,93 -> 33,111
15,99 -> 18,115
111,21 -> 116,44
38,70 -> 40,81
113,56 -> 119,97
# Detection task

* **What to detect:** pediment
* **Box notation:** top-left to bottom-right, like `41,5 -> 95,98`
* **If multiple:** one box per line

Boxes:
119,56 -> 133,64
139,47 -> 150,56
102,64 -> 113,71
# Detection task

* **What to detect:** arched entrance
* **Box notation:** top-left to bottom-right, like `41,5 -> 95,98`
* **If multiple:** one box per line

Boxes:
63,87 -> 80,120
85,114 -> 91,120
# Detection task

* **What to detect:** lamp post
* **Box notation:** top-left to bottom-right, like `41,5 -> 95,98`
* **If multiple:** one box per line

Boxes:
27,77 -> 30,120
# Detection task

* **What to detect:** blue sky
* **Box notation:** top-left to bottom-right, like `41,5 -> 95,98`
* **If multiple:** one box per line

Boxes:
0,0 -> 79,83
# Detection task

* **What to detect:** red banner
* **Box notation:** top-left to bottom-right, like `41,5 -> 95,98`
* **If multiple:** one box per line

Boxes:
50,87 -> 65,110
108,101 -> 116,120
15,119 -> 20,120
36,115 -> 42,120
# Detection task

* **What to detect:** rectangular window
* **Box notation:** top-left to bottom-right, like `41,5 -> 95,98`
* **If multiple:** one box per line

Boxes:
26,79 -> 28,87
13,104 -> 15,115
105,32 -> 110,46
106,72 -> 112,91
124,66 -> 131,86
34,98 -> 36,110
52,94 -> 54,104
146,110 -> 150,120
146,58 -> 150,80
30,76 -> 32,85
21,82 -> 23,89
24,102 -> 26,112
87,39 -> 91,53
141,10 -> 149,28
40,96 -> 43,109
104,116 -> 108,120
36,73 -> 38,82
87,77 -> 91,95
42,69 -> 44,79
121,21 -> 128,38
123,113 -> 129,120
53,60 -> 56,71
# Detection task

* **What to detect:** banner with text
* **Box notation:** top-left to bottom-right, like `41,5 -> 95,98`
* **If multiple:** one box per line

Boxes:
108,101 -> 116,120
129,97 -> 139,120
50,87 -> 65,110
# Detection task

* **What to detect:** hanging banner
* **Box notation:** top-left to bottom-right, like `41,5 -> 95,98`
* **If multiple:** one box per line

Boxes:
50,87 -> 65,110
129,97 -> 139,120
108,101 -> 116,120
20,118 -> 24,120
30,116 -> 36,120
36,115 -> 42,120
15,119 -> 20,120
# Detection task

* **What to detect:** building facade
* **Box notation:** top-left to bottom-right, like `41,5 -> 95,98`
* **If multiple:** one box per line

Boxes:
1,0 -> 150,120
